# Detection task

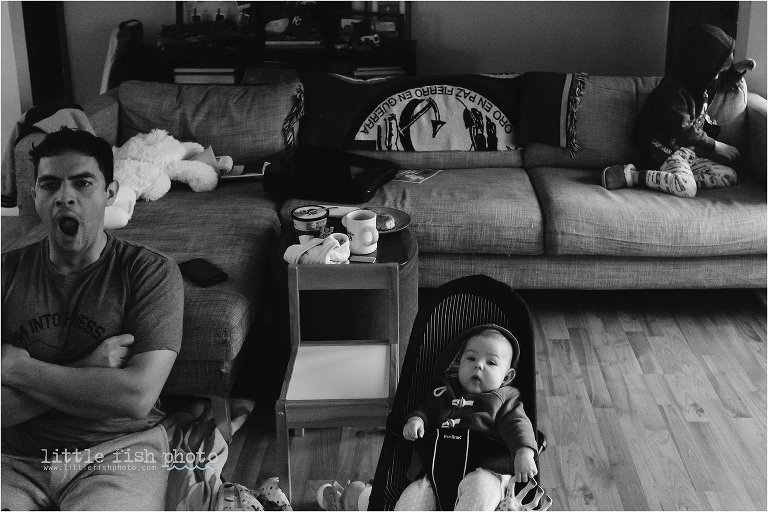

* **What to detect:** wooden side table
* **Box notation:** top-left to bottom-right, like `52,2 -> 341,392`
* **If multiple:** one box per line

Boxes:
274,227 -> 418,500
276,226 -> 419,363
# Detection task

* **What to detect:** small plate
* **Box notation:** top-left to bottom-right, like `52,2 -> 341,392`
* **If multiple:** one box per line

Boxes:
365,206 -> 411,234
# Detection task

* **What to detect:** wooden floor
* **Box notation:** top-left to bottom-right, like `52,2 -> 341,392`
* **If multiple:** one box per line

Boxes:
222,288 -> 767,511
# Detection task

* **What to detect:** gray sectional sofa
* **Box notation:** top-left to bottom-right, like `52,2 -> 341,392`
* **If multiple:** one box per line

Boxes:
4,72 -> 765,406
4,79 -> 304,403
284,73 -> 766,289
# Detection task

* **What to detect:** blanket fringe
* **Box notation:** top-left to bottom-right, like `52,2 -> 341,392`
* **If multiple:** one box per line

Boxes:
283,83 -> 305,147
566,72 -> 588,158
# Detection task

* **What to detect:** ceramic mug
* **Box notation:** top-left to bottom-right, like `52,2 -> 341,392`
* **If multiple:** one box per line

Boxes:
342,209 -> 379,255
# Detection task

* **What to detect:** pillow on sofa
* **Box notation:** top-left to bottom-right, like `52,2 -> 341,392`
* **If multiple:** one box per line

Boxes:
516,72 -> 588,156
299,73 -> 521,152
707,77 -> 748,169
118,79 -> 303,162
522,76 -> 661,170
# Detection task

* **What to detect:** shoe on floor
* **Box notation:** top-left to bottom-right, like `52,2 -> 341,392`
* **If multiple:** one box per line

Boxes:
602,164 -> 635,190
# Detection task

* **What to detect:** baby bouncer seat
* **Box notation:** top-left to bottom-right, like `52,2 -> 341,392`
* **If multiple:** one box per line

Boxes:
369,275 -> 550,510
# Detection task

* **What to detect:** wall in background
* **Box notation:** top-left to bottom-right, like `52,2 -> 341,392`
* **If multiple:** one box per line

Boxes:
60,1 -> 674,103
411,1 -> 669,75
63,1 -> 175,104
2,0 -> 30,205
737,0 -> 766,98
2,2 -> 23,146
6,2 -> 767,113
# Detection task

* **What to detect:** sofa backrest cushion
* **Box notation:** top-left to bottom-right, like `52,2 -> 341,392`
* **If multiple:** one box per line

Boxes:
707,78 -> 749,171
349,149 -> 523,169
522,74 -> 751,171
117,79 -> 303,162
516,72 -> 587,156
300,72 -> 521,154
523,76 -> 661,169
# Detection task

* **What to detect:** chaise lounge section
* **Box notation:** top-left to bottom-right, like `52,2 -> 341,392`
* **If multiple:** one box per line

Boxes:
4,79 -> 304,416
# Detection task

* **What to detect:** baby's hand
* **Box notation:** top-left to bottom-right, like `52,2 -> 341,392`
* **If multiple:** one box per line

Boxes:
733,58 -> 756,74
714,141 -> 740,161
402,417 -> 424,441
514,447 -> 538,483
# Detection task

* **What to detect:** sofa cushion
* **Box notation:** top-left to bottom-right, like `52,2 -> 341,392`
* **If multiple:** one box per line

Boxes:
528,167 -> 767,257
523,76 -> 661,169
1,181 -> 279,363
300,72 -> 521,153
117,80 -> 303,162
116,181 -> 281,361
351,149 -> 523,169
281,167 -> 544,255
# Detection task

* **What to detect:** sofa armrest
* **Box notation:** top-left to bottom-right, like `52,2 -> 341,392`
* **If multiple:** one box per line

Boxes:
83,88 -> 119,147
746,92 -> 766,185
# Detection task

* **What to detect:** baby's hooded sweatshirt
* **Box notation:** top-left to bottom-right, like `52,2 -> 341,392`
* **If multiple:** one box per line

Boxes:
633,23 -> 737,166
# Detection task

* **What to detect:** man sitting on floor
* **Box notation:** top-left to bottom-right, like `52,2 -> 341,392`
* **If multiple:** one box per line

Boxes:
2,127 -> 184,510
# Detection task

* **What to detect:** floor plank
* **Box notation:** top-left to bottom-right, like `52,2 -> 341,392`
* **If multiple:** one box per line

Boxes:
223,289 -> 766,510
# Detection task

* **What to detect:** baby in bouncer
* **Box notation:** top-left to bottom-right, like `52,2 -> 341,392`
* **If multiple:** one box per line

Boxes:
395,324 -> 549,510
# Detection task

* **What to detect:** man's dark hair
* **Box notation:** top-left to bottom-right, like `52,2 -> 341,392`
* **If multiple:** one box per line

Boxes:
30,127 -> 114,185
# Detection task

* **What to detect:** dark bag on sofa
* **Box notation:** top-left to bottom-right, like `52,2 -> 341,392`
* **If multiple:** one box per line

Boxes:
263,145 -> 398,203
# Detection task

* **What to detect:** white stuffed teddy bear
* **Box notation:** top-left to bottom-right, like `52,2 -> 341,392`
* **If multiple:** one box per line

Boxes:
115,128 -> 219,200
105,129 -> 220,229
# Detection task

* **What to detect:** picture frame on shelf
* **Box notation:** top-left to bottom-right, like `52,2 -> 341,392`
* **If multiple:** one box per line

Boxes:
338,13 -> 367,43
370,1 -> 406,15
368,14 -> 402,42
368,1 -> 410,41
176,1 -> 240,24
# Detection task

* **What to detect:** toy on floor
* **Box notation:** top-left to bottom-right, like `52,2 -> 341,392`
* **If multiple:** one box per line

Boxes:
317,480 -> 371,511
219,477 -> 292,511
496,478 -> 552,511
105,129 -> 223,229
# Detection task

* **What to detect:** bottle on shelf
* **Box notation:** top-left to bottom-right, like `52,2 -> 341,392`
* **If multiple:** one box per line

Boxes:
191,8 -> 201,23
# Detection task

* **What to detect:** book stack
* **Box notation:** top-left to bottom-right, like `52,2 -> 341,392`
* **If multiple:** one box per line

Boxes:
173,67 -> 237,85
352,65 -> 406,79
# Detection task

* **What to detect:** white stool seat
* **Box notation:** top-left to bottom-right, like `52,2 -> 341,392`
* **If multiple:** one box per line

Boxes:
286,344 -> 390,400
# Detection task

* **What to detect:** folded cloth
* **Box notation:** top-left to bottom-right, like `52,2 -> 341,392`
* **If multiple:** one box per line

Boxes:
283,234 -> 350,265
32,107 -> 94,136
516,71 -> 588,157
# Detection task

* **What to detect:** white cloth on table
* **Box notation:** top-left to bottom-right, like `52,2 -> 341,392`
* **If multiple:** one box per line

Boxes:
283,234 -> 350,265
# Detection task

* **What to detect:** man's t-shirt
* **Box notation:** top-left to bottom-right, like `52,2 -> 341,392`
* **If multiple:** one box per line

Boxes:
1,234 -> 184,457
